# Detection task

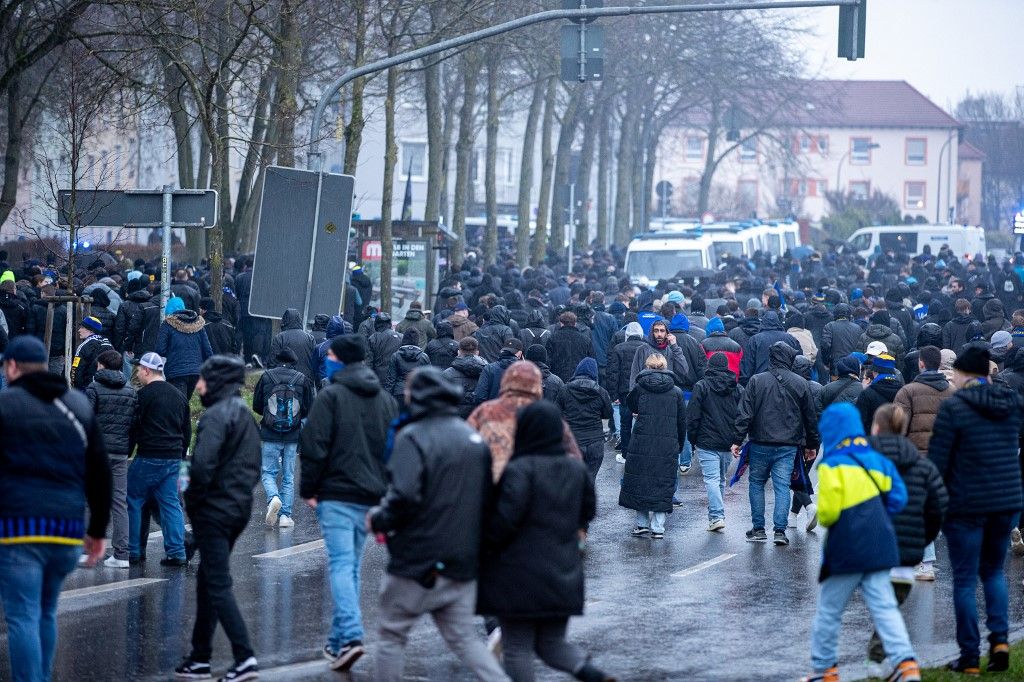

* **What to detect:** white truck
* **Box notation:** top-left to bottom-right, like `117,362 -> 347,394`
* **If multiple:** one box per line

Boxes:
847,224 -> 986,261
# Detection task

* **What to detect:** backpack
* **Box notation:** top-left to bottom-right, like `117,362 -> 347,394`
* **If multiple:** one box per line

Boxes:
265,370 -> 302,433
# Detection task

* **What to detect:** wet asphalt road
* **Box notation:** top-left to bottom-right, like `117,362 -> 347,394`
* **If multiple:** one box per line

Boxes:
5,442 -> 1024,681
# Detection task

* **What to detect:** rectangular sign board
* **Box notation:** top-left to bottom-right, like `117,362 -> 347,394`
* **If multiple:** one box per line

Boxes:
57,189 -> 217,228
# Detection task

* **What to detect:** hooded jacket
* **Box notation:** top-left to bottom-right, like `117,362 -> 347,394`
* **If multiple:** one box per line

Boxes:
821,308 -> 863,369
855,369 -> 904,434
367,324 -> 402,382
448,313 -> 479,342
270,309 -> 317,385
203,310 -> 239,356
396,307 -> 436,348
859,324 -> 905,368
902,323 -> 942,382
156,310 -> 214,380
544,323 -> 594,383
735,342 -> 820,449
555,366 -> 613,445
114,288 -> 160,355
739,311 -> 802,385
311,315 -> 352,382
474,306 -> 515,363
728,315 -> 761,349
424,321 -> 458,369
442,354 -> 488,418
534,360 -> 565,401
607,332 -> 646,397
981,298 -> 1010,341
619,369 -> 687,514
300,362 -> 398,505
928,381 -> 1024,517
816,404 -> 906,580
701,321 -> 742,380
85,369 -> 138,458
687,354 -> 743,451
869,434 -> 948,566
819,375 -> 862,411
629,327 -> 691,391
942,313 -> 976,353
893,371 -> 955,454
384,344 -> 430,401
184,358 -> 260,527
252,364 -> 315,442
369,368 -> 492,582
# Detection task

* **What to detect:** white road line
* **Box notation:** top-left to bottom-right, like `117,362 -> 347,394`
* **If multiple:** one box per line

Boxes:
61,578 -> 167,599
252,659 -> 329,676
147,531 -> 162,541
253,539 -> 324,559
670,553 -> 737,578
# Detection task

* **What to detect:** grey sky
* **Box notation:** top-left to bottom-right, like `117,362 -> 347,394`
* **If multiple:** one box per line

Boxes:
796,0 -> 1023,113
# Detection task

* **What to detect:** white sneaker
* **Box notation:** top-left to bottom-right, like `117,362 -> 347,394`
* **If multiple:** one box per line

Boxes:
615,453 -> 626,464
103,556 -> 130,569
788,512 -> 799,529
914,563 -> 936,581
278,515 -> 294,528
77,554 -> 91,566
708,519 -> 725,532
265,496 -> 282,527
1012,528 -> 1024,557
679,464 -> 691,475
805,504 -> 818,531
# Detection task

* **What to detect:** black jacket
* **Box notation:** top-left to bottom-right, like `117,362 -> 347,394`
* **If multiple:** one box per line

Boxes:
544,326 -> 594,382
71,333 -> 113,389
270,309 -> 317,385
607,336 -> 645,398
942,314 -> 976,353
729,316 -> 761,349
85,369 -> 137,459
474,352 -> 517,404
535,361 -> 565,401
369,370 -> 492,582
687,359 -> 743,452
299,363 -> 398,505
30,296 -> 67,357
928,382 -> 1024,517
819,376 -> 862,410
367,328 -> 402,382
0,290 -> 29,335
184,369 -> 260,527
619,369 -> 687,514
735,342 -> 820,449
385,345 -> 430,400
477,449 -> 595,618
425,333 -> 458,370
859,324 -> 905,368
203,311 -> 239,356
442,355 -> 488,418
855,374 -> 904,433
820,317 -> 862,368
474,307 -> 515,363
252,365 -> 315,442
114,289 -> 160,356
132,380 -> 191,459
555,376 -> 613,445
739,312 -> 802,385
869,435 -> 948,566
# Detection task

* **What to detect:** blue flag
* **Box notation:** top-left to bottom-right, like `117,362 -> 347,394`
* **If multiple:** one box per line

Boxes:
773,280 -> 787,314
728,443 -> 751,487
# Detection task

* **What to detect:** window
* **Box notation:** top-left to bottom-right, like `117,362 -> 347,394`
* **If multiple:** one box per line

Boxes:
400,141 -> 426,179
737,179 -> 758,213
815,135 -> 829,155
851,137 -> 873,165
880,232 -> 918,254
799,135 -> 811,153
685,136 -> 704,162
496,148 -> 514,185
905,181 -> 926,210
849,180 -> 870,201
905,138 -> 926,165
849,232 -> 872,252
625,250 -> 704,279
739,138 -> 757,163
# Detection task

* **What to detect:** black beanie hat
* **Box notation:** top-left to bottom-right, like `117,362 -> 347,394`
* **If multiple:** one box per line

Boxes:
401,328 -> 420,346
525,343 -> 548,365
953,346 -> 990,377
330,334 -> 366,363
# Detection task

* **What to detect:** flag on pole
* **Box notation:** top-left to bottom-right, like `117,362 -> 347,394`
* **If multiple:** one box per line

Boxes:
400,158 -> 413,221
773,279 -> 787,314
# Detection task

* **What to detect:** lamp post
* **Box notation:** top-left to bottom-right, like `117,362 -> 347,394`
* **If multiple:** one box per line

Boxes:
835,141 -> 880,195
936,131 -> 955,223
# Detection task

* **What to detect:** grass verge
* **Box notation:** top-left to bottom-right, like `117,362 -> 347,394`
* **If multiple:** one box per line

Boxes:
860,640 -> 1024,680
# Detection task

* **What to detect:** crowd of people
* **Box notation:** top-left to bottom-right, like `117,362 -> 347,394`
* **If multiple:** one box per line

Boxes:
1,236 -> 1024,681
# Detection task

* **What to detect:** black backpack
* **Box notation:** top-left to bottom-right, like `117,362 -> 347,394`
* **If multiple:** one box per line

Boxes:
265,369 -> 302,433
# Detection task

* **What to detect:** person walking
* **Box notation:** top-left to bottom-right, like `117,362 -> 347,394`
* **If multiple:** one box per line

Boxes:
157,296 -> 213,400
545,311 -> 593,383
369,367 -> 510,682
366,313 -> 402,382
555,357 -> 613,480
820,304 -> 862,375
523,344 -> 564,401
200,297 -> 240,357
252,347 -> 315,529
733,342 -> 819,546
619,354 -> 687,540
443,337 -> 488,418
300,334 -> 398,672
128,352 -> 190,566
84,349 -> 136,568
700,317 -> 742,379
607,322 -> 645,456
474,338 -> 524,404
269,308 -> 317,386
855,353 -> 904,433
800,402 -> 921,682
478,401 -> 613,682
384,329 -> 430,408
738,310 -> 801,385
0,335 -> 112,682
71,316 -> 113,390
174,356 -> 261,682
395,301 -> 436,348
819,356 -> 863,410
425,320 -> 458,369
928,346 -> 1024,674
687,353 -> 742,532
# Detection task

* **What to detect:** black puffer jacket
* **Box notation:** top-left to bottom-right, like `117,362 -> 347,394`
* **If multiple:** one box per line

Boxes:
619,369 -> 686,514
544,326 -> 594,382
859,324 -> 905,368
85,369 -> 137,459
819,376 -> 862,410
555,376 -> 613,445
425,322 -> 458,369
369,368 -> 493,582
855,374 -> 904,433
442,355 -> 488,418
735,342 -> 820,449
385,345 -> 430,401
183,358 -> 261,528
869,434 -> 948,566
300,362 -> 398,505
367,326 -> 402,382
474,306 -> 515,363
928,382 -> 1024,517
687,354 -> 743,452
820,308 -> 862,368
270,309 -> 317,385
607,336 -> 645,397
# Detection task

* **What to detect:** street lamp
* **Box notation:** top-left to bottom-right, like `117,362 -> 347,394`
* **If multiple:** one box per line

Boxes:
836,142 -> 880,196
936,131 -> 955,223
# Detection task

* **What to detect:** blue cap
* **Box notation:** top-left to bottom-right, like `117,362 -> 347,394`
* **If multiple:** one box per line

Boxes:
669,313 -> 690,332
706,317 -> 725,334
666,291 -> 684,304
165,296 -> 185,315
81,316 -> 103,333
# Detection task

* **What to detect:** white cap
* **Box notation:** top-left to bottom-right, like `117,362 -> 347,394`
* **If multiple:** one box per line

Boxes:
865,341 -> 888,357
139,352 -> 165,372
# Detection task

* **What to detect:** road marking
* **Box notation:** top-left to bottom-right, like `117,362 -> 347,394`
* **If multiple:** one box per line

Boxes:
671,553 -> 737,578
62,578 -> 167,599
148,531 -> 162,541
253,539 -> 324,559
252,659 -> 329,676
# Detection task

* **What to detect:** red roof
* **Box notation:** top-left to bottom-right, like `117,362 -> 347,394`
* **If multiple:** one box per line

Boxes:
783,80 -> 960,129
958,140 -> 986,161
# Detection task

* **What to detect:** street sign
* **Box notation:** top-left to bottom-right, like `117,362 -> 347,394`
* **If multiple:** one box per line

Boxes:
655,180 -> 674,200
249,166 -> 355,325
562,0 -> 603,22
560,1 -> 603,82
560,24 -> 603,59
560,57 -> 604,82
57,189 -> 217,228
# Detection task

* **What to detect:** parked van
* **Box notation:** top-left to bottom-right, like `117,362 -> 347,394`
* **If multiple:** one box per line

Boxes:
847,224 -> 986,261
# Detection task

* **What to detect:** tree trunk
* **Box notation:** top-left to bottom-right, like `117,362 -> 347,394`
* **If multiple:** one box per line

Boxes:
231,62 -> 274,249
343,0 -> 368,175
532,76 -> 557,267
550,83 -> 584,256
0,78 -> 23,229
642,119 -> 660,231
575,98 -> 597,249
451,48 -> 481,268
596,98 -> 610,249
423,57 -> 443,222
482,47 -> 500,267
697,103 -> 721,216
516,74 -> 545,266
613,102 -> 638,246
439,69 -> 456,225
160,54 -> 195,190
197,134 -> 211,189
379,64 -> 398,315
273,0 -> 300,168
214,78 -> 234,258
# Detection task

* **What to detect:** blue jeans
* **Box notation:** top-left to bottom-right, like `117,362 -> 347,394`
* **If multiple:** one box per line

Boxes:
697,448 -> 731,522
810,569 -> 915,672
127,458 -> 186,560
318,500 -> 370,648
747,444 -> 796,532
944,512 -> 1019,661
261,441 -> 298,517
635,510 -> 667,534
0,544 -> 80,682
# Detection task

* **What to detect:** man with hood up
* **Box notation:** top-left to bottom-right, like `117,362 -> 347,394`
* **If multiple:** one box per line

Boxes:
524,343 -> 564,401
981,298 -> 1010,341
385,329 -> 430,407
859,311 -> 905,369
443,337 -> 488,418
175,356 -> 261,681
270,308 -> 317,386
313,315 -> 349,386
395,301 -> 435,348
474,305 -> 515,363
367,313 -> 402,382
425,320 -> 458,369
729,308 -> 761,350
200,297 -> 239,356
739,310 -> 802,386
555,357 -> 613,479
545,311 -> 594,383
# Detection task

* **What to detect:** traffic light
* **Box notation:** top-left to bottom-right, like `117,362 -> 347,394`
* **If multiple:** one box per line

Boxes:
837,0 -> 866,61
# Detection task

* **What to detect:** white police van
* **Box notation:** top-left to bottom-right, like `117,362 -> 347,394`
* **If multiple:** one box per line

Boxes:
847,224 -> 986,260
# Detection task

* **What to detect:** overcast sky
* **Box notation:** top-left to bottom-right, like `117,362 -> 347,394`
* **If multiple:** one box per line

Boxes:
796,0 -> 1023,113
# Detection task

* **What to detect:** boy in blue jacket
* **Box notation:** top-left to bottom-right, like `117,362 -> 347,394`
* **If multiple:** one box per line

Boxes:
800,403 -> 921,682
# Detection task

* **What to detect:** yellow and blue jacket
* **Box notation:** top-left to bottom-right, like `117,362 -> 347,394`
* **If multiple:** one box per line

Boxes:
817,404 -> 907,581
